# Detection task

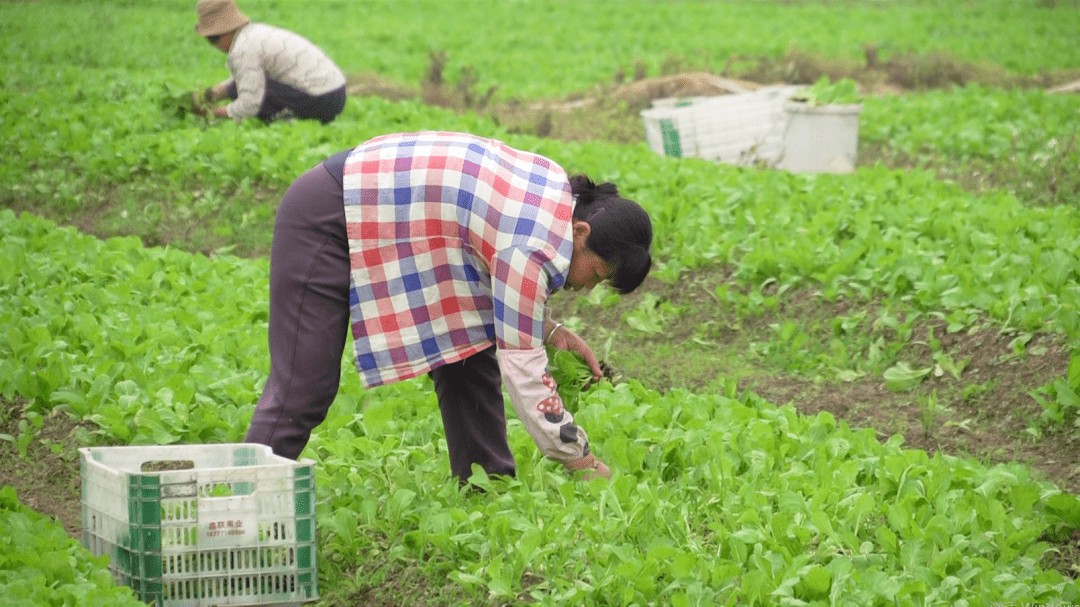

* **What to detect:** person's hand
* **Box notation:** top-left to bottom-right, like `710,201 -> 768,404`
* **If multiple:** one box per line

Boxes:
565,453 -> 611,481
190,92 -> 208,117
546,324 -> 603,383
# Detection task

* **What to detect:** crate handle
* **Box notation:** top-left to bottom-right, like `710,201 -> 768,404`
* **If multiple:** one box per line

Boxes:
198,480 -> 256,498
141,460 -> 195,472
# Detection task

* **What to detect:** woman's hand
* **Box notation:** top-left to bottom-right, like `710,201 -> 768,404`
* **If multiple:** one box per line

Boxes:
545,324 -> 602,382
566,452 -> 611,481
190,91 -> 208,117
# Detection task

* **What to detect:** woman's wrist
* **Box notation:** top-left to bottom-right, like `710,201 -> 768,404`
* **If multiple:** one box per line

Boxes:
545,322 -> 563,343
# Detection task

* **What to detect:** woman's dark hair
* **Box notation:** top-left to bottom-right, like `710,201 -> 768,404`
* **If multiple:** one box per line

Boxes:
569,174 -> 653,294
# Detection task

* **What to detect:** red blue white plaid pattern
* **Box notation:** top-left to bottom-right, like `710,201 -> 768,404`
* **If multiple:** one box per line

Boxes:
342,132 -> 575,387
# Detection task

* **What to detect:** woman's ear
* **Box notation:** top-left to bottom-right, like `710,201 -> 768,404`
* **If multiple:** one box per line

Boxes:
572,220 -> 591,246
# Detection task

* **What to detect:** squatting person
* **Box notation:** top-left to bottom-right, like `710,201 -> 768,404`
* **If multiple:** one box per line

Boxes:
244,131 -> 653,482
192,0 -> 347,124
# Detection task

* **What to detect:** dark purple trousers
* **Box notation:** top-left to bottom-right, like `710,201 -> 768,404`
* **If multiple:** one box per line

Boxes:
244,157 -> 516,480
225,79 -> 347,124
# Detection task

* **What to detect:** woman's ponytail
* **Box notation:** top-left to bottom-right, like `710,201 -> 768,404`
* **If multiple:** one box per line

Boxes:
570,174 -> 620,209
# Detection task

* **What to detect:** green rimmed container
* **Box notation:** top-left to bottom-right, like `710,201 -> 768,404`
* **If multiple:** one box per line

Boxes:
80,443 -> 318,606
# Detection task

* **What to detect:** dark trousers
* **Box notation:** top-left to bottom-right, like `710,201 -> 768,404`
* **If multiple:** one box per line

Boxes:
244,159 -> 516,480
430,349 -> 516,480
226,79 -> 347,124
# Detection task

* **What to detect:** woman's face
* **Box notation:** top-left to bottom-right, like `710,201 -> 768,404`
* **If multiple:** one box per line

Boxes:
565,221 -> 614,291
206,30 -> 234,53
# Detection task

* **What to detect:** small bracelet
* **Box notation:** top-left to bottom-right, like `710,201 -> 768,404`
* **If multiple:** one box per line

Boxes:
545,322 -> 564,344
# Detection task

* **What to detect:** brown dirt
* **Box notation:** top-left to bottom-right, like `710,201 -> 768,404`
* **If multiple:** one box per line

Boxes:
0,397 -> 89,538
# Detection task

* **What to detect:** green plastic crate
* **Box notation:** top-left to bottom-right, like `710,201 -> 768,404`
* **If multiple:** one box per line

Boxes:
80,443 -> 318,606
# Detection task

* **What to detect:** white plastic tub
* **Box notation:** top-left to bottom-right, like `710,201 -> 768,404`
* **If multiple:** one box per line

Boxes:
776,101 -> 863,173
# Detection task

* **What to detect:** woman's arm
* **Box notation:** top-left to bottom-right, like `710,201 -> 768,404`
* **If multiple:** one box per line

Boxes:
223,30 -> 267,121
491,250 -> 610,479
496,348 -> 611,480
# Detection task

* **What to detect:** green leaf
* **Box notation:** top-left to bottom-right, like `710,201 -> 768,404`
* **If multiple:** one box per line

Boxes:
798,565 -> 832,600
883,362 -> 932,392
1067,350 -> 1080,392
670,552 -> 696,580
1044,493 -> 1080,528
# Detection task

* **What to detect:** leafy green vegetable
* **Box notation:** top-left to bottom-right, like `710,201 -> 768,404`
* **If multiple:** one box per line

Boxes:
789,76 -> 863,107
4,1 -> 1080,603
0,486 -> 145,606
883,361 -> 933,392
3,209 -> 1080,607
1045,492 -> 1080,529
160,82 -> 202,122
797,565 -> 832,600
545,345 -> 595,412
207,483 -> 234,498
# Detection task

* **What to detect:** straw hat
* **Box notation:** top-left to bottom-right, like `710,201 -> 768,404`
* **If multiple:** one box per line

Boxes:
194,0 -> 250,37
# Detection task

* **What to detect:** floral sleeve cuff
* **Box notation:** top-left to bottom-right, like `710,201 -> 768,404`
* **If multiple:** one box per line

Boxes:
497,348 -> 590,464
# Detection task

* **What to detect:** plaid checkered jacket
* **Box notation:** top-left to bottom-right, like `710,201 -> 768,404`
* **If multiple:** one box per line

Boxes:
342,132 -> 575,388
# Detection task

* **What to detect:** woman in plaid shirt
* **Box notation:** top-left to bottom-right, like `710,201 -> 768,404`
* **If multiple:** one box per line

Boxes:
245,132 -> 653,482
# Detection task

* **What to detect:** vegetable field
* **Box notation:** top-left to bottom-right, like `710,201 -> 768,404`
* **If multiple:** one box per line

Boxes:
3,0 -> 1080,605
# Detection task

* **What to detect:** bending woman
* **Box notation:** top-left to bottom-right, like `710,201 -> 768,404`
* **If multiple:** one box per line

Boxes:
245,131 -> 653,482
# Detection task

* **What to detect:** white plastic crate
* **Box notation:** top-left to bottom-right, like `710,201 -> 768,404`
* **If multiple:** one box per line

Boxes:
640,85 -> 802,166
648,95 -> 719,109
80,443 -> 318,606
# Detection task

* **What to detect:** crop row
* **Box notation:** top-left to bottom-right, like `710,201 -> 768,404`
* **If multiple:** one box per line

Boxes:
5,0 -> 1079,99
4,208 -> 1080,602
4,65 -> 1080,383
